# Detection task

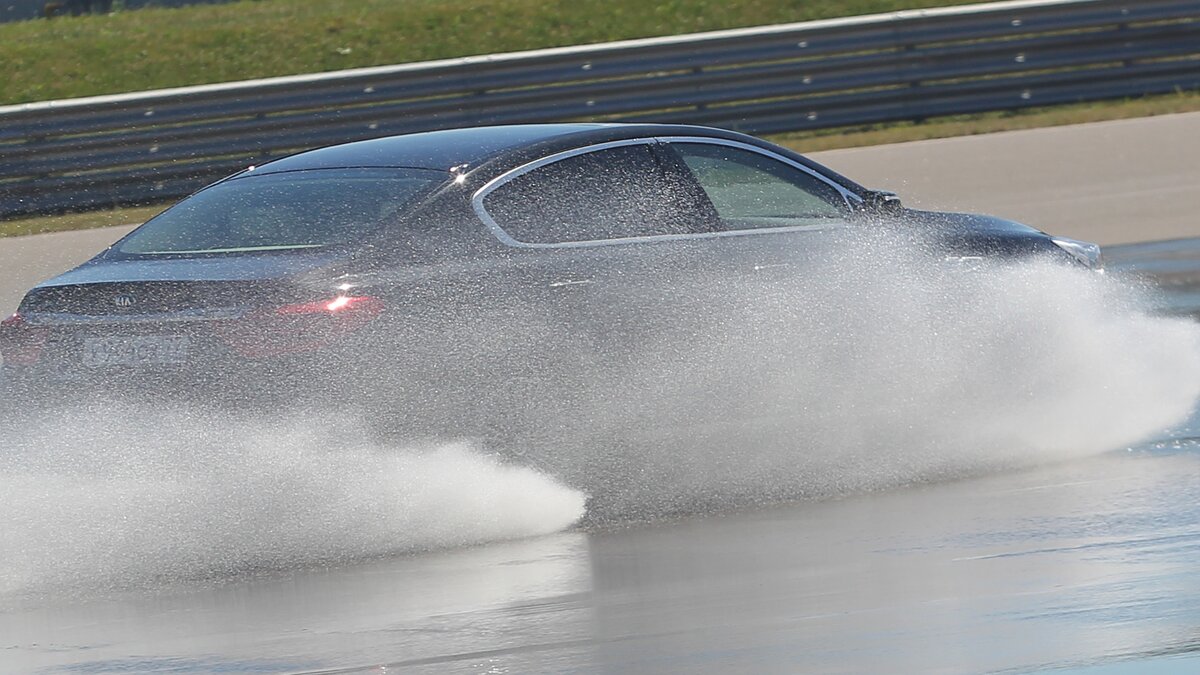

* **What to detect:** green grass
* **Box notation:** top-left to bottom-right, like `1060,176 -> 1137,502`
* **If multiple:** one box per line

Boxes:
0,204 -> 166,238
0,0 -> 987,104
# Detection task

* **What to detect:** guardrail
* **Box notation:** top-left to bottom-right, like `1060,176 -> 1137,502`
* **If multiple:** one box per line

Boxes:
2,0 -> 1199,218
1,0 -> 229,23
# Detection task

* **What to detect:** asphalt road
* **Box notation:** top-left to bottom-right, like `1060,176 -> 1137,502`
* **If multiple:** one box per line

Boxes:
4,410 -> 1200,674
1,111 -> 1198,315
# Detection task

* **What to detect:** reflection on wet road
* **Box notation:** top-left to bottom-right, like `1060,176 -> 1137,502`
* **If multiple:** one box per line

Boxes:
6,436 -> 1200,674
1107,237 -> 1200,322
2,240 -> 1200,674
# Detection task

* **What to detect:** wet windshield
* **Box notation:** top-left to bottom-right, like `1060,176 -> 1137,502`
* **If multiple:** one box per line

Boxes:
116,168 -> 445,255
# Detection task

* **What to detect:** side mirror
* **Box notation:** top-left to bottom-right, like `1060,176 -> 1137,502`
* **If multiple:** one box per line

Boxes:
861,190 -> 903,214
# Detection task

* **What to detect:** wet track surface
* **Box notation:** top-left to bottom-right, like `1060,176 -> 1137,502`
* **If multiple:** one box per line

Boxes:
5,441 -> 1200,675
0,240 -> 1197,674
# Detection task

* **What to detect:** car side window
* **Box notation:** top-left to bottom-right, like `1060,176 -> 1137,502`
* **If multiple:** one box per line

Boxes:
669,143 -> 846,230
482,143 -> 712,245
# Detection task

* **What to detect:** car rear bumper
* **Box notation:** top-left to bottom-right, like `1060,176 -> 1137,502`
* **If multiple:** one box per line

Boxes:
1,354 -> 339,412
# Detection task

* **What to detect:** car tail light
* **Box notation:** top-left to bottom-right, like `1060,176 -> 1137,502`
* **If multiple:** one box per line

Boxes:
214,295 -> 384,358
0,312 -> 48,366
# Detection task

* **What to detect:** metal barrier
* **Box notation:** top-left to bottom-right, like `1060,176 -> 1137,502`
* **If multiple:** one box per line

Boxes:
1,1 -> 232,23
2,0 -> 1199,217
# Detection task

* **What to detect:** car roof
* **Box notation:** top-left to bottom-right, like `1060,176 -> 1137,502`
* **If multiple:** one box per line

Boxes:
235,123 -> 867,199
249,124 -> 617,175
245,123 -> 753,176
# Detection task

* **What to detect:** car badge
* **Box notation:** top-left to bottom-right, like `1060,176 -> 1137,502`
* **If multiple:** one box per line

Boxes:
113,294 -> 137,308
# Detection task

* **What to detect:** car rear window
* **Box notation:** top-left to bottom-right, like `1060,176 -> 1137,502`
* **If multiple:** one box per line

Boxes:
116,168 -> 446,255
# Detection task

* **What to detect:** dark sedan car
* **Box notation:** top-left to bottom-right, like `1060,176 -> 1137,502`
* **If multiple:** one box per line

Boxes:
1,123 -> 1100,437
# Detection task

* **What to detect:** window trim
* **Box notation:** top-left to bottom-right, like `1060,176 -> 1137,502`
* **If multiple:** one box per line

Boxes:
471,136 -> 862,249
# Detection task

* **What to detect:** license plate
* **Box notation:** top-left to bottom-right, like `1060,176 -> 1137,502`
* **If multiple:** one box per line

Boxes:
82,335 -> 190,367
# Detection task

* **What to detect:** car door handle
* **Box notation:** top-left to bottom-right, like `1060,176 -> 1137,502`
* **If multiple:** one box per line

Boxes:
548,279 -> 594,288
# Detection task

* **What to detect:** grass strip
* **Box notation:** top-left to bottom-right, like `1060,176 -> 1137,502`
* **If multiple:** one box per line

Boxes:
0,205 -> 165,238
2,0 -> 984,104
